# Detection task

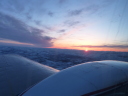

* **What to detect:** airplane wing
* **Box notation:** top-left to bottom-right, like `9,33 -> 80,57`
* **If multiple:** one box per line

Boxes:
21,60 -> 128,96
0,55 -> 59,96
0,55 -> 128,96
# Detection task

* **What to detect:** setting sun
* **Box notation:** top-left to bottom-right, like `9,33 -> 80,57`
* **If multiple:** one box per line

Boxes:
85,49 -> 88,52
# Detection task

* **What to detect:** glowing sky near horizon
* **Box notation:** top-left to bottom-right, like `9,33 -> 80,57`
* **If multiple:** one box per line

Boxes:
0,0 -> 128,51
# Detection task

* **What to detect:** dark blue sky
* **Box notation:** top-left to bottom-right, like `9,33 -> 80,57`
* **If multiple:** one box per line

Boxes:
0,0 -> 128,51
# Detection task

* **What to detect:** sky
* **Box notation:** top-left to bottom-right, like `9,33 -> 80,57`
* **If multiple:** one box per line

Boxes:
0,0 -> 128,51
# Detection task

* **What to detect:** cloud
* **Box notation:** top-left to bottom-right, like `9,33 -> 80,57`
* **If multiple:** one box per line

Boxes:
0,0 -> 46,21
59,0 -> 67,4
68,4 -> 100,17
55,26 -> 83,41
58,29 -> 66,33
0,0 -> 46,12
103,0 -> 116,4
68,9 -> 83,16
0,12 -> 53,47
48,11 -> 54,17
73,45 -> 128,49
25,11 -> 33,20
68,0 -> 116,17
64,20 -> 80,27
84,4 -> 100,14
0,38 -> 35,47
34,20 -> 42,26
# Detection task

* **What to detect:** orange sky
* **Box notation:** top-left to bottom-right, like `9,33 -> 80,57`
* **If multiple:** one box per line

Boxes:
51,44 -> 128,52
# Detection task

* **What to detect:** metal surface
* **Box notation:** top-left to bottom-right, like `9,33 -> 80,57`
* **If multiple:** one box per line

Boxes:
22,60 -> 128,96
0,55 -> 59,96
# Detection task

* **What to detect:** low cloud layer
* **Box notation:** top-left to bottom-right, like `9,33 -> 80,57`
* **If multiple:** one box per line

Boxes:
74,45 -> 128,49
0,12 -> 53,47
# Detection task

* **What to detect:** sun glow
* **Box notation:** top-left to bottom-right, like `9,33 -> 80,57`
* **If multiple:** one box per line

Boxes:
85,49 -> 88,52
